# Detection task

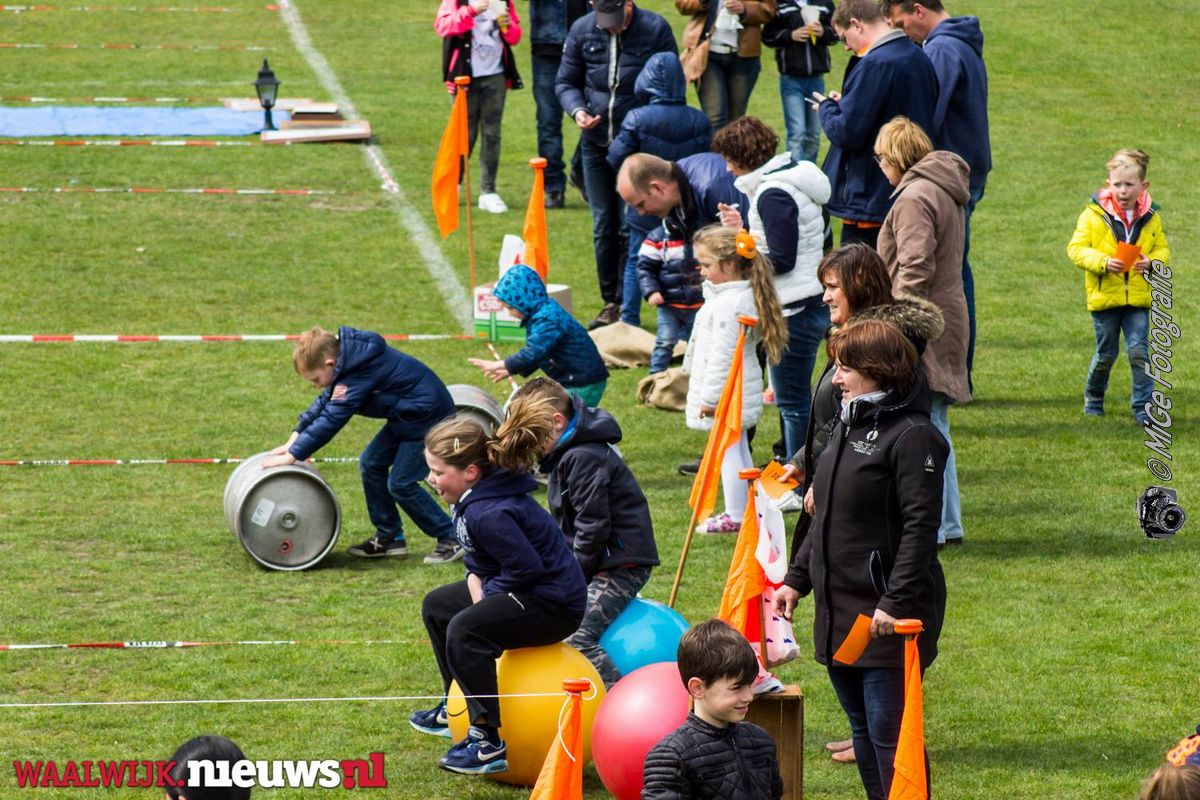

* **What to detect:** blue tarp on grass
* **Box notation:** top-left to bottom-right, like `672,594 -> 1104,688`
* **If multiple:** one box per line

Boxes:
0,106 -> 291,137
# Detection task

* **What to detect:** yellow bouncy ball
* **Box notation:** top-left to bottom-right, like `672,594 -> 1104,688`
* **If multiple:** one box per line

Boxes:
446,643 -> 606,786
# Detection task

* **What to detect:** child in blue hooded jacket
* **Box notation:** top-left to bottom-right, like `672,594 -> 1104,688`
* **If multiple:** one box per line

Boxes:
409,414 -> 587,776
468,264 -> 609,405
264,326 -> 461,563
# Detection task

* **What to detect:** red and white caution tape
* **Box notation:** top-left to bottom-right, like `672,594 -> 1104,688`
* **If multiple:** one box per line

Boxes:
3,4 -> 276,11
0,95 -> 223,103
0,42 -> 271,51
0,186 -> 337,195
1,638 -> 401,651
0,138 -> 259,147
0,333 -> 477,343
0,457 -> 360,466
0,689 -> 582,710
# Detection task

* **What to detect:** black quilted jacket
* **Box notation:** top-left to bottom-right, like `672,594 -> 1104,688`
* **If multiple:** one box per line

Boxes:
642,714 -> 783,800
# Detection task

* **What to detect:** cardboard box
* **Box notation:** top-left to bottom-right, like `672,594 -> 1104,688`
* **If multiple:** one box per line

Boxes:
473,282 -> 572,344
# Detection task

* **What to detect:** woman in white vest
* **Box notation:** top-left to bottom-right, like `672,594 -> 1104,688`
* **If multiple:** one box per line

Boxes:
713,116 -> 831,460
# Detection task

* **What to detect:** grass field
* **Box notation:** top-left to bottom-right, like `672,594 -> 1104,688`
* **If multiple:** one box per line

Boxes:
0,1 -> 1197,798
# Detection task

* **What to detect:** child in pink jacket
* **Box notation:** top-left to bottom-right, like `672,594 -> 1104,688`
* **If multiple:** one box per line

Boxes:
436,0 -> 523,214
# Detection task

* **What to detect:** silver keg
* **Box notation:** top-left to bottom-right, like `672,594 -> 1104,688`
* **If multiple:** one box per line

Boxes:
223,452 -> 341,571
447,383 -> 506,434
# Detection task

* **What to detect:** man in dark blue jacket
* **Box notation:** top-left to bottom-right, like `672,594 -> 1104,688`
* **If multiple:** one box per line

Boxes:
555,0 -> 677,329
816,0 -> 937,248
529,0 -> 589,208
606,52 -> 712,326
264,326 -> 461,562
616,152 -> 747,373
882,0 -> 989,385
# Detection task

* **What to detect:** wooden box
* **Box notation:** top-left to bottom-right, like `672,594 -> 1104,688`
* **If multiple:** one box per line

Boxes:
746,684 -> 803,800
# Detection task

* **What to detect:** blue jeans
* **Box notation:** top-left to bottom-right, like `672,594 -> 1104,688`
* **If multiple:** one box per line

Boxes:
963,183 -> 985,387
827,665 -> 926,800
770,296 -> 830,459
1086,306 -> 1151,417
650,305 -> 697,373
621,227 -> 650,326
531,54 -> 567,192
929,392 -> 962,544
779,73 -> 824,163
580,138 -> 626,304
696,51 -> 761,131
359,425 -> 454,543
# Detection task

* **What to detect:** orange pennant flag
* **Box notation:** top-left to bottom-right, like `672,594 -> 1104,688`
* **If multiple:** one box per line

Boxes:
688,319 -> 752,521
431,78 -> 470,239
529,680 -> 589,800
524,158 -> 550,281
888,621 -> 927,800
717,483 -> 765,638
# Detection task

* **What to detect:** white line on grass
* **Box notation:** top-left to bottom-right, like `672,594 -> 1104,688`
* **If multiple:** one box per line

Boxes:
275,0 -> 471,331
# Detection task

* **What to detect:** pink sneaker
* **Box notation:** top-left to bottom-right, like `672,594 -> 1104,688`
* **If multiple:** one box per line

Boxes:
695,513 -> 739,534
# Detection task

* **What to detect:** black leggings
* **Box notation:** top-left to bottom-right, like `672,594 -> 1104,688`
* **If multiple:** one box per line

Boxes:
421,581 -> 583,728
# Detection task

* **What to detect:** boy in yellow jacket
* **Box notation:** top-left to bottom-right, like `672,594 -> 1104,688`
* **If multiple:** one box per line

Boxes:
1067,148 -> 1169,424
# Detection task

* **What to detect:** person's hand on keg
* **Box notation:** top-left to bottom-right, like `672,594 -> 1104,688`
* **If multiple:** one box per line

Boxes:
263,432 -> 300,469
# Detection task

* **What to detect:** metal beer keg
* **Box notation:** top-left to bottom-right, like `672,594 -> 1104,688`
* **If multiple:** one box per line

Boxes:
223,452 -> 341,571
447,383 -> 506,434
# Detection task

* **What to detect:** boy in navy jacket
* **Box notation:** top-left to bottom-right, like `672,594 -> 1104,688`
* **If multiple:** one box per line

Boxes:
265,326 -> 461,562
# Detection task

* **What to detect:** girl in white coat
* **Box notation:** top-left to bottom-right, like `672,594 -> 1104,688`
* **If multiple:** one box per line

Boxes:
684,226 -> 786,533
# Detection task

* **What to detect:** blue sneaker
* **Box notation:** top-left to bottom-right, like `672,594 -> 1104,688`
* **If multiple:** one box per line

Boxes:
409,702 -> 451,738
439,726 -> 508,775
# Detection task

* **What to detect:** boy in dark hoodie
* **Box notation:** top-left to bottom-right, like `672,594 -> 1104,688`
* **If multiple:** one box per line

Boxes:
508,377 -> 658,688
411,415 -> 587,776
607,52 -> 713,327
265,326 -> 461,563
468,264 -> 609,405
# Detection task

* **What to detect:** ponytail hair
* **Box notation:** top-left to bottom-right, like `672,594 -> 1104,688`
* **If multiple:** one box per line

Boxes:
693,224 -> 787,364
1138,764 -> 1200,800
424,397 -> 559,476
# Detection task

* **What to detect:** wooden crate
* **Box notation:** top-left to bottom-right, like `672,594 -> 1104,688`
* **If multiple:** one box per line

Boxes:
746,684 -> 803,800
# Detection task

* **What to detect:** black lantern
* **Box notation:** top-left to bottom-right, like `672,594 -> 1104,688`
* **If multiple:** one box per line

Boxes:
253,59 -> 280,131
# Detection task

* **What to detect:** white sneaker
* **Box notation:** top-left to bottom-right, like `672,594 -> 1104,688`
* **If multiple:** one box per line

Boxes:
771,490 -> 804,514
478,193 -> 507,214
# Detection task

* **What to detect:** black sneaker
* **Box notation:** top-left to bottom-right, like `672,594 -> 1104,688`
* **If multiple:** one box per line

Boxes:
677,457 -> 701,476
587,302 -> 621,331
545,189 -> 565,209
423,539 -> 465,565
348,535 -> 408,558
568,167 -> 588,204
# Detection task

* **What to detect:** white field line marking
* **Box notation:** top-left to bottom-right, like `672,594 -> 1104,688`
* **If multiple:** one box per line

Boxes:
275,0 -> 471,330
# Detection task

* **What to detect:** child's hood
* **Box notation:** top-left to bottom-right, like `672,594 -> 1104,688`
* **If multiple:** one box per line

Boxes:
549,394 -> 622,459
1094,188 -> 1154,221
492,264 -> 548,317
334,326 -> 387,376
634,52 -> 687,106
926,15 -> 984,57
457,468 -> 539,511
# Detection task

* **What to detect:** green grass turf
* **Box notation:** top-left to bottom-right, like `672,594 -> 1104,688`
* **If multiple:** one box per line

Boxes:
0,1 -> 1197,798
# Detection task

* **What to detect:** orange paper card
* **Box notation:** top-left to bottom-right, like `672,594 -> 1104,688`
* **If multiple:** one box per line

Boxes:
832,613 -> 873,665
758,459 -> 800,500
1115,242 -> 1141,272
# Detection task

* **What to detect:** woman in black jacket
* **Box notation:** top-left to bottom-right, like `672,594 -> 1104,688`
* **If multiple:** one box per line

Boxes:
773,319 -> 947,800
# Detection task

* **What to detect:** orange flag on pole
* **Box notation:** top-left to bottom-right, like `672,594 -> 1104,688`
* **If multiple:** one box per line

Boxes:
524,158 -> 550,281
528,679 -> 590,800
431,77 -> 470,239
717,482 -> 764,636
687,317 -> 752,521
888,620 -> 927,800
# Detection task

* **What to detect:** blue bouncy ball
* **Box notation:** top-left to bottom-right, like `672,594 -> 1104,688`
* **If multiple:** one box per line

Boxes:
599,598 -> 689,677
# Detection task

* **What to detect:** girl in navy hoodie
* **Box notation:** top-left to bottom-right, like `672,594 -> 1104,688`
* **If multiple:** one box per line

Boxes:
409,413 -> 587,776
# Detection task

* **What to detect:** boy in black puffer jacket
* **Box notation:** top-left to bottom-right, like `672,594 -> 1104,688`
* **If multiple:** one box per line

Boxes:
642,620 -> 783,800
508,378 -> 658,688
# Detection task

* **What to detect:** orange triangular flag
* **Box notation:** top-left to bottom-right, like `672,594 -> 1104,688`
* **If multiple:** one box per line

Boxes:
524,158 -> 550,281
688,324 -> 746,521
717,483 -> 764,637
528,685 -> 584,800
888,626 -> 927,800
431,82 -> 469,239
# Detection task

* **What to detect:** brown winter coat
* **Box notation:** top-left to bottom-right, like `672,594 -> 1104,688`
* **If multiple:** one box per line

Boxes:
877,150 -> 972,404
677,0 -> 776,59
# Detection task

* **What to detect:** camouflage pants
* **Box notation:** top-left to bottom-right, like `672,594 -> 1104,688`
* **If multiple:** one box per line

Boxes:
567,565 -> 652,688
